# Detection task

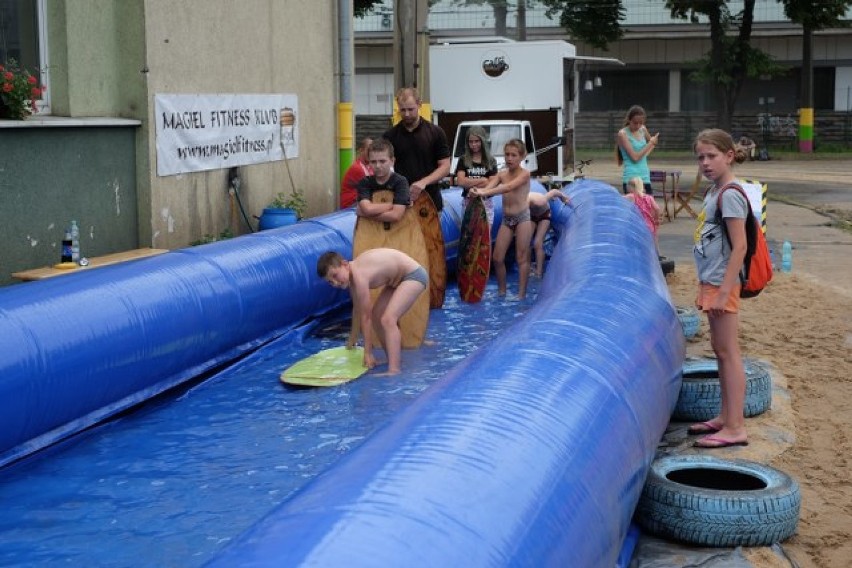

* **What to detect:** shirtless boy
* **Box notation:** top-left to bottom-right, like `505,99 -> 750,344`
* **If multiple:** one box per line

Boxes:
529,188 -> 571,278
471,138 -> 533,299
317,248 -> 428,376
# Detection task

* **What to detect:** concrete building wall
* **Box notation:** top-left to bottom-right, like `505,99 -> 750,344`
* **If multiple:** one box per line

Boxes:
140,0 -> 339,248
2,1 -> 340,285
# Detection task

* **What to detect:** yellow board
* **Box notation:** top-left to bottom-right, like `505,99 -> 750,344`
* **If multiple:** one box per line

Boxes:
351,190 -> 430,349
414,192 -> 446,309
280,346 -> 368,387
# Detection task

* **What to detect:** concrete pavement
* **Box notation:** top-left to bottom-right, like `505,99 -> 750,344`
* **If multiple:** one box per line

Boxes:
577,157 -> 852,297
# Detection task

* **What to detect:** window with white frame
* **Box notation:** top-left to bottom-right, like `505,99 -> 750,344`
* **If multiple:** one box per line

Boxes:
0,0 -> 49,114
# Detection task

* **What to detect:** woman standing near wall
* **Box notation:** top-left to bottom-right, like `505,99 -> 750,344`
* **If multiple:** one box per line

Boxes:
616,105 -> 659,194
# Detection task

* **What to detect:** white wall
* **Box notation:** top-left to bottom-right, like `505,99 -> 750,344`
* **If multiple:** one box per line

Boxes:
837,67 -> 852,112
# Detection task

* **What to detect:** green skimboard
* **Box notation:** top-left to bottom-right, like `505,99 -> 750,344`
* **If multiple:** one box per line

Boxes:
280,346 -> 368,387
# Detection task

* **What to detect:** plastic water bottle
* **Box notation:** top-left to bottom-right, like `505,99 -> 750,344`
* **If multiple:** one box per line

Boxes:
70,220 -> 81,264
781,240 -> 792,273
61,227 -> 73,263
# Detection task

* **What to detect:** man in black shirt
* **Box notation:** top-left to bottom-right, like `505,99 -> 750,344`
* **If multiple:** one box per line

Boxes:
382,87 -> 451,211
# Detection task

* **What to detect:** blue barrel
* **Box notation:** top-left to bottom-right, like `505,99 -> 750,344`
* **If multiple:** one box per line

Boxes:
259,207 -> 298,230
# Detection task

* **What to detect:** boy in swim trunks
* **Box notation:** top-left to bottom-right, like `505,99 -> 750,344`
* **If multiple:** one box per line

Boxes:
471,138 -> 533,299
529,189 -> 571,278
317,248 -> 427,376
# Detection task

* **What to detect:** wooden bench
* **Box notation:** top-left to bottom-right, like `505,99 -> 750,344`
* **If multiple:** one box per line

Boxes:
12,248 -> 169,282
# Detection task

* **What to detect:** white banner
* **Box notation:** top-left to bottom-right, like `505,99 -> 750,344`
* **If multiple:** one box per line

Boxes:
154,93 -> 299,176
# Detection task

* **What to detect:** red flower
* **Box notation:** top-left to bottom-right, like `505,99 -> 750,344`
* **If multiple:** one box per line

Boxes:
2,82 -> 13,93
31,87 -> 42,96
3,71 -> 13,81
27,75 -> 37,85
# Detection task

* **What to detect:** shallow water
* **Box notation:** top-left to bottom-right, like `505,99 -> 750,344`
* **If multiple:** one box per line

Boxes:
0,274 -> 541,567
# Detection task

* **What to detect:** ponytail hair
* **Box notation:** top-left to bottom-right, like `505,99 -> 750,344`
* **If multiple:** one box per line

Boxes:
694,128 -> 748,164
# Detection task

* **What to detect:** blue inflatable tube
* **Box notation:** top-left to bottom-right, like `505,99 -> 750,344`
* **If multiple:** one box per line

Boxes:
207,181 -> 684,566
0,181 -> 683,566
0,211 -> 356,467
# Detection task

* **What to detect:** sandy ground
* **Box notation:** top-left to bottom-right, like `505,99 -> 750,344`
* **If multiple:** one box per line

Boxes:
587,157 -> 852,568
665,266 -> 852,568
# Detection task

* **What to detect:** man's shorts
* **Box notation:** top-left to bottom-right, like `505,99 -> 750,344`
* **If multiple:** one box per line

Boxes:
696,283 -> 741,314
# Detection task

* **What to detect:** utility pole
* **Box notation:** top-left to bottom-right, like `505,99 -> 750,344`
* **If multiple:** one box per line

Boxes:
393,0 -> 430,98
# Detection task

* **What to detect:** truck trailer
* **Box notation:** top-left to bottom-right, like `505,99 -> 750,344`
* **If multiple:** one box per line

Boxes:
429,39 -> 622,180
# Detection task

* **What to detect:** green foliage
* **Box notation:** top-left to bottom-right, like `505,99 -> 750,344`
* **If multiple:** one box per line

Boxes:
687,35 -> 788,86
781,0 -> 851,30
540,0 -> 624,49
269,189 -> 307,218
190,228 -> 234,246
354,0 -> 385,18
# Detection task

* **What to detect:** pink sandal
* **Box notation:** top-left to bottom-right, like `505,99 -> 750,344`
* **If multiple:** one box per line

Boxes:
687,421 -> 722,435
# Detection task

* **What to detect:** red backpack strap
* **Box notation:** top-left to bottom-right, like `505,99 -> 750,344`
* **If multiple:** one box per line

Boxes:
715,182 -> 750,218
716,182 -> 759,266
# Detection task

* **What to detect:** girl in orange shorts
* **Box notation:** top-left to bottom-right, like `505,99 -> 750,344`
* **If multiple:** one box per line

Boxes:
690,129 -> 751,449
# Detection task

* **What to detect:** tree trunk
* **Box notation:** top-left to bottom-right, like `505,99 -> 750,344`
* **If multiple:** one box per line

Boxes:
494,1 -> 507,38
517,0 -> 526,41
801,25 -> 813,109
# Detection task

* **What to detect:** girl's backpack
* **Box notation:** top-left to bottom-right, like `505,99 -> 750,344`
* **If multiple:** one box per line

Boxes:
716,183 -> 773,298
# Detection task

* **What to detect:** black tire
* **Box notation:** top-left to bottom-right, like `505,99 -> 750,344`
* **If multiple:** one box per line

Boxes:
636,455 -> 801,547
676,306 -> 700,339
672,357 -> 772,421
660,258 -> 675,275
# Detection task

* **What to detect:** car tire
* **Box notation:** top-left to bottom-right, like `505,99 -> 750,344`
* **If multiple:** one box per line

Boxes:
672,357 -> 772,421
636,455 -> 800,547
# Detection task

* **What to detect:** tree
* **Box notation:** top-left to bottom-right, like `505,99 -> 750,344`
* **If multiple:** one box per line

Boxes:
780,0 -> 851,151
354,0 -> 386,18
539,0 -> 624,49
542,1 -> 784,130
668,0 -> 789,131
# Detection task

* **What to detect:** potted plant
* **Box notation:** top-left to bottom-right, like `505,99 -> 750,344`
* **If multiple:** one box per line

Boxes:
0,59 -> 45,120
259,188 -> 306,230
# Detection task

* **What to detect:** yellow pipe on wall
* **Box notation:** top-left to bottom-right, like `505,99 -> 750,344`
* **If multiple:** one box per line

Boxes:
338,102 -> 355,185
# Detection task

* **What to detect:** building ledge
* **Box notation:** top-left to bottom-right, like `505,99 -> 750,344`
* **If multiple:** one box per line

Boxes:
0,116 -> 142,129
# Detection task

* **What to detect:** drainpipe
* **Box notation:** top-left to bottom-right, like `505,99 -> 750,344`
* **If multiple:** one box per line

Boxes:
338,0 -> 355,189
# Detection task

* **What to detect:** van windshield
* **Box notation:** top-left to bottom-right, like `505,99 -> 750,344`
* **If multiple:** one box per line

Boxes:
455,124 -> 522,160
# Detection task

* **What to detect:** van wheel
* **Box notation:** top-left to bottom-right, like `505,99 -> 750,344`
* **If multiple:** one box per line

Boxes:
672,357 -> 772,421
636,455 -> 800,547
676,306 -> 700,339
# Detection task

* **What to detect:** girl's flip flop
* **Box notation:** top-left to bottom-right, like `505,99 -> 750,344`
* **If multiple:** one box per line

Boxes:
687,421 -> 722,435
693,435 -> 749,449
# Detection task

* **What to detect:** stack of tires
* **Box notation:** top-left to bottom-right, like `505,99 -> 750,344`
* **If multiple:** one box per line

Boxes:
673,357 -> 772,422
636,455 -> 801,547
634,357 -> 800,549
